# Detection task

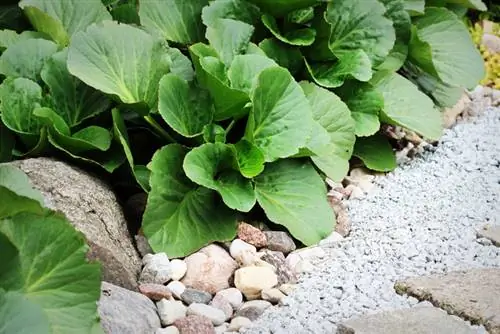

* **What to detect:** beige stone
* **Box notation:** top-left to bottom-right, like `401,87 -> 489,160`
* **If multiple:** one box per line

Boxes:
234,266 -> 278,300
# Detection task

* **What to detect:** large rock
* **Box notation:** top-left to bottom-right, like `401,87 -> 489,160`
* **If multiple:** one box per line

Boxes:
181,244 -> 238,294
98,282 -> 161,334
477,224 -> 500,247
13,158 -> 141,290
234,266 -> 278,300
337,306 -> 477,334
395,269 -> 500,334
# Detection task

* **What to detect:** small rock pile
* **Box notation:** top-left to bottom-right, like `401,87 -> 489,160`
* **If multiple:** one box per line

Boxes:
135,222 -> 344,333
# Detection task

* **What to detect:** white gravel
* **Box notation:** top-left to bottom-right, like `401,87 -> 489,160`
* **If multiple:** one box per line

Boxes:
246,106 -> 500,333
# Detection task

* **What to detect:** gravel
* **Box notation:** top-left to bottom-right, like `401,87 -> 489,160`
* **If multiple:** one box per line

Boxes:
245,106 -> 500,334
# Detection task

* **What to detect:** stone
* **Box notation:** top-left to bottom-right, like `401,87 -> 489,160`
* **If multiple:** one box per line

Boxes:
234,300 -> 272,321
140,253 -> 172,284
234,266 -> 278,300
156,326 -> 180,334
139,283 -> 173,301
237,222 -> 267,248
181,244 -> 238,294
181,288 -> 213,305
345,184 -> 364,199
167,281 -> 186,299
286,246 -> 324,273
261,288 -> 286,304
173,315 -> 215,334
279,283 -> 297,296
482,33 -> 500,54
294,259 -> 315,274
135,233 -> 153,258
442,92 -> 470,128
12,158 -> 141,290
210,294 -> 233,321
228,317 -> 253,332
187,303 -> 226,326
477,224 -> 500,246
98,282 -> 160,333
329,199 -> 351,237
170,259 -> 188,281
157,299 -> 187,326
395,269 -> 500,334
263,231 -> 296,254
215,288 -> 243,310
214,322 -> 229,334
344,168 -> 375,193
319,231 -> 344,246
230,239 -> 258,267
259,250 -> 297,284
337,307 -> 477,334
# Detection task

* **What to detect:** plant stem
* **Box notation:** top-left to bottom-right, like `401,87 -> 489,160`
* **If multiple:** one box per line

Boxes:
225,119 -> 236,136
144,115 -> 176,143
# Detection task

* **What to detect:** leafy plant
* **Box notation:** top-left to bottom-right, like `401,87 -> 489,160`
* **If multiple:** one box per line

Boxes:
0,164 -> 102,334
0,0 -> 486,258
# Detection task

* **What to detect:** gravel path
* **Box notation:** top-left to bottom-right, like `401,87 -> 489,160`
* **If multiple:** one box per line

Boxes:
246,106 -> 500,334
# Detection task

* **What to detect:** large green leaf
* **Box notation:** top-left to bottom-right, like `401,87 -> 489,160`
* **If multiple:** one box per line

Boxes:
206,18 -> 255,67
202,0 -> 261,26
158,74 -> 213,138
258,38 -> 304,75
41,49 -> 111,127
138,0 -> 208,44
261,14 -> 316,46
404,0 -> 425,15
444,0 -> 486,10
247,67 -> 311,162
0,289 -> 50,334
0,164 -> 45,218
300,82 -> 356,181
305,51 -> 372,88
227,54 -> 278,93
309,0 -> 395,70
377,0 -> 411,72
142,144 -> 237,258
254,159 -> 334,245
0,77 -> 44,136
408,7 -> 484,89
231,140 -> 265,178
19,0 -> 110,46
245,0 -> 319,17
0,38 -> 57,81
189,43 -> 249,121
0,212 -> 102,334
335,82 -> 383,137
376,73 -> 442,140
183,143 -> 256,212
67,21 -> 171,109
353,134 -> 397,172
0,29 -> 47,50
167,47 -> 195,83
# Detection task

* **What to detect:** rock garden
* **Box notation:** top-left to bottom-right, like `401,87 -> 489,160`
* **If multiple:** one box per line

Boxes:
0,1 -> 499,334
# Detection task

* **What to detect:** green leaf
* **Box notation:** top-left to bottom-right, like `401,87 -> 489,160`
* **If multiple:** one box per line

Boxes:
408,7 -> 485,89
41,49 -> 111,127
143,144 -> 237,258
0,290 -> 50,334
305,51 -> 372,89
0,212 -> 102,333
203,124 -> 226,143
202,0 -> 261,26
0,38 -> 57,81
158,74 -> 213,138
404,0 -> 425,15
259,38 -> 304,75
254,159 -> 335,245
353,134 -> 396,172
167,47 -> 195,83
444,0 -> 486,10
109,2 -> 140,24
19,0 -> 111,46
0,29 -> 47,50
245,0 -> 319,17
335,82 -> 383,137
376,73 -> 442,140
231,140 -> 265,178
261,14 -> 316,46
0,77 -> 44,136
183,143 -> 256,212
0,164 -> 45,218
206,18 -> 254,67
228,54 -> 278,94
247,67 -> 311,162
67,21 -> 171,109
287,7 -> 315,24
377,0 -> 411,72
0,124 -> 14,162
300,82 -> 356,181
138,0 -> 208,44
189,44 -> 249,121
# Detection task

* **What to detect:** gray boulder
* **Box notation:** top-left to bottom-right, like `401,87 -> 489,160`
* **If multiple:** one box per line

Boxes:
12,158 -> 141,290
98,282 -> 161,334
